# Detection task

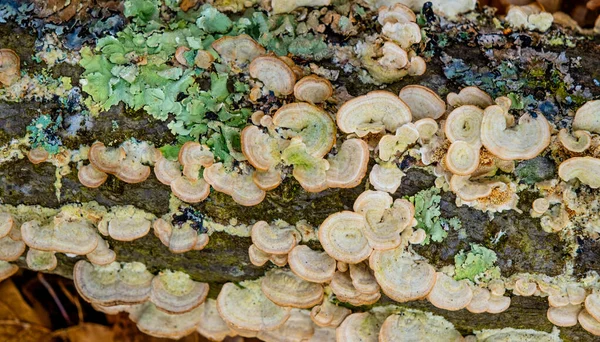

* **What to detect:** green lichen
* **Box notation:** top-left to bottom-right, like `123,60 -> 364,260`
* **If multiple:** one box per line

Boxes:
406,187 -> 462,245
454,243 -> 500,282
26,114 -> 63,154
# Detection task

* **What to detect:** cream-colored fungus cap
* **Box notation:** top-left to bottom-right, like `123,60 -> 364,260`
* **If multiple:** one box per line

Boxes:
196,299 -> 234,341
153,156 -> 182,186
78,164 -> 108,188
0,261 -> 18,282
579,309 -> 600,336
107,216 -> 151,241
363,198 -> 414,250
378,42 -> 409,70
585,292 -> 600,322
257,309 -> 315,342
0,49 -> 20,86
378,123 -> 419,161
379,312 -> 464,342
86,238 -> 116,266
426,272 -> 473,311
27,147 -> 49,164
240,125 -> 281,171
261,269 -> 324,309
547,304 -> 582,327
449,175 -> 506,201
467,287 -> 491,313
26,248 -> 57,271
445,105 -> 484,146
378,3 -> 416,25
150,270 -> 209,314
558,157 -> 600,188
349,262 -> 380,295
88,141 -> 125,174
326,138 -> 369,188
318,211 -> 371,264
398,85 -> 446,120
203,163 -> 266,206
558,129 -> 592,153
0,235 -> 25,261
335,312 -> 384,342
353,190 -> 394,214
249,56 -> 296,95
294,75 -> 333,104
330,271 -> 381,306
415,118 -> 439,143
253,168 -> 282,190
251,221 -> 298,255
486,294 -> 511,313
21,219 -> 98,255
211,34 -> 265,67
573,100 -> 600,133
128,301 -> 204,339
447,86 -> 493,108
310,293 -> 351,327
170,175 -> 210,203
288,245 -> 336,283
445,141 -> 480,176
0,213 -> 15,239
369,162 -> 404,193
514,278 -> 537,296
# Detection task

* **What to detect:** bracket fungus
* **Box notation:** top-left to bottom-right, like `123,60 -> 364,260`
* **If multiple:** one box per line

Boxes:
573,100 -> 600,133
128,302 -> 204,339
336,312 -> 385,342
211,34 -> 265,68
150,271 -> 209,314
240,125 -> 281,171
170,175 -> 211,203
445,105 -> 484,146
426,272 -> 473,311
249,56 -> 296,96
0,48 -> 20,86
379,311 -> 464,342
310,292 -> 351,327
26,249 -> 57,272
217,280 -> 291,332
251,221 -> 299,255
336,91 -> 412,137
330,271 -> 381,306
369,162 -> 404,193
369,248 -> 436,302
0,261 -> 18,282
74,261 -> 154,306
281,138 -> 330,192
480,105 -> 551,160
0,235 -> 25,261
27,147 -> 50,164
363,198 -> 415,250
447,86 -> 493,108
558,129 -> 592,153
579,310 -> 600,336
547,304 -> 582,327
378,3 -> 417,25
196,299 -> 234,341
558,157 -> 600,188
106,216 -> 151,242
398,85 -> 446,120
318,211 -> 371,264
86,238 -> 116,266
378,123 -> 419,162
445,141 -> 481,176
326,138 -> 369,188
348,262 -> 380,295
294,75 -> 333,104
153,219 -> 209,253
288,245 -> 336,283
153,156 -> 182,186
21,219 -> 98,255
204,163 -> 266,206
585,293 -> 600,322
261,269 -> 324,309
78,164 -> 108,188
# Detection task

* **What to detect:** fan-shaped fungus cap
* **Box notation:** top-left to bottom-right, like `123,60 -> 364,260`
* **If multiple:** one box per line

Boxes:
86,238 -> 116,266
88,142 -> 125,174
450,175 -> 506,201
248,244 -> 270,267
150,270 -> 209,314
26,249 -> 57,271
174,46 -> 190,66
251,221 -> 298,255
258,308 -> 316,341
153,156 -> 182,186
445,141 -> 480,176
240,125 -> 281,171
128,301 -> 204,339
179,142 -> 214,180
170,176 -> 210,203
318,211 -> 371,264
27,147 -> 49,164
196,299 -> 234,341
0,49 -> 20,86
294,75 -> 333,104
253,168 -> 282,191
273,103 -> 336,158
116,157 -> 151,184
348,262 -> 380,295
269,253 -> 288,267
579,309 -> 600,336
530,198 -> 550,218
0,213 -> 14,239
326,139 -> 369,188
547,304 -> 581,327
407,56 -> 426,76
447,86 -> 493,108
573,100 -> 600,133
415,118 -> 438,143
558,157 -> 600,188
21,219 -> 98,255
382,21 -> 421,49
445,105 -> 484,146
261,269 -> 324,309
481,105 -> 551,160
194,50 -> 214,69
378,3 -> 416,25
0,261 -> 18,281
467,287 -> 491,313
558,129 -> 591,153
336,312 -> 384,342
288,245 -> 336,283
337,91 -> 412,137
426,272 -> 473,311
0,236 -> 25,261
369,162 -> 404,193
272,0 -> 331,14
203,163 -> 266,206
107,216 -> 151,242
379,312 -> 464,342
212,34 -> 265,67
398,85 -> 445,120
369,247 -> 436,302
408,228 -> 426,245
585,293 -> 600,322
249,56 -> 296,95
74,260 -> 153,306
378,42 -> 409,70
486,294 -> 511,313
330,271 -> 381,306
514,278 -> 537,296
166,225 -> 200,253
281,138 -> 330,193
353,190 -> 393,214
217,280 -> 291,331
364,199 -> 414,250
78,164 -> 108,188
378,123 -> 419,161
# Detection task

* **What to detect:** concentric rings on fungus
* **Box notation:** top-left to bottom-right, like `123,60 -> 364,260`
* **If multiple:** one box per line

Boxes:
21,219 -> 98,255
379,312 -> 464,342
446,86 -> 493,108
261,269 -> 324,309
325,138 -> 369,188
251,221 -> 298,255
318,211 -> 371,264
240,125 -> 281,171
330,271 -> 381,306
150,270 -> 209,314
293,75 -> 333,104
288,245 -> 336,283
444,105 -> 484,146
426,272 -> 473,311
558,157 -> 600,189
445,141 -> 480,176
398,85 -> 446,120
249,55 -> 296,95
558,129 -> 592,153
211,34 -> 265,67
27,147 -> 49,164
78,164 -> 108,188
0,48 -> 20,86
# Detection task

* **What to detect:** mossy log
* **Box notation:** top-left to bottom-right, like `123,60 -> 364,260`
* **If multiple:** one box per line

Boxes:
1,8 -> 600,342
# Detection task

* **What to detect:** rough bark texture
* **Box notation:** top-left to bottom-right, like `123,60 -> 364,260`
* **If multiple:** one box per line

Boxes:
1,9 -> 600,342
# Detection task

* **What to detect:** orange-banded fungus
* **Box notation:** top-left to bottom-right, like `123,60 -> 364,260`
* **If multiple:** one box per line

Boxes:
269,253 -> 288,267
249,56 -> 296,95
585,293 -> 600,322
196,299 -> 234,341
558,157 -> 600,188
398,85 -> 446,120
480,105 -> 551,160
353,190 -> 394,214
369,162 -> 404,193
253,168 -> 282,190
27,147 -> 49,164
261,269 -> 324,309
379,312 -> 463,342
211,34 -> 265,68
273,103 -> 336,159
467,287 -> 491,313
21,219 -> 98,255
579,309 -> 600,336
217,280 -> 291,332
486,294 -> 511,313
318,211 -> 371,264
573,100 -> 600,133
203,163 -> 266,206
288,245 -> 336,283
116,157 -> 151,183
294,75 -> 333,104
0,49 -> 20,86
414,118 -> 438,143
408,228 -> 426,245
251,221 -> 298,255
26,248 -> 57,271
86,238 -> 116,266
336,91 -> 412,137
514,278 -> 537,296
78,164 -> 108,188
378,42 -> 409,70
378,3 -> 416,25
257,309 -> 315,342
336,312 -> 384,342
281,137 -> 330,192
369,247 -> 436,302
128,302 -> 204,339
329,271 -> 381,306
74,260 -> 153,306
248,244 -> 270,267
445,141 -> 480,176
107,216 -> 151,242
240,125 -> 281,171
88,142 -> 125,174
170,176 -> 210,203
326,138 -> 369,188
0,261 -> 18,282
0,213 -> 14,239
178,142 -> 214,180
153,156 -> 182,186
426,272 -> 473,311
378,123 -> 419,161
348,262 -> 380,295
407,56 -> 426,76
447,86 -> 493,108
0,235 -> 25,261
363,199 -> 414,251
547,304 -> 581,327
558,129 -> 592,153
150,270 -> 209,314
310,298 -> 351,328
194,50 -> 214,69
445,105 -> 484,146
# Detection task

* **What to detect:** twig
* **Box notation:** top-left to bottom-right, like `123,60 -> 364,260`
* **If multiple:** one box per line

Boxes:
37,273 -> 72,325
57,280 -> 84,324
